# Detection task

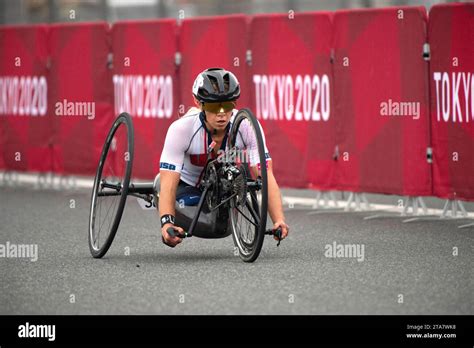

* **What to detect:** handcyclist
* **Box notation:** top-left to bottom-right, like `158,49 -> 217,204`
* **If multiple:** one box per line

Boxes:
157,68 -> 289,247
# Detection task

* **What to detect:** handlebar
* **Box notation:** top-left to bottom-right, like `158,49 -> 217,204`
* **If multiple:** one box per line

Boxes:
166,226 -> 283,245
265,227 -> 283,246
166,226 -> 190,239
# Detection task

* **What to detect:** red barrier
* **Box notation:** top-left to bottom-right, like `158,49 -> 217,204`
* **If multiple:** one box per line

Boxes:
333,7 -> 432,195
178,15 -> 249,112
48,22 -> 113,175
249,13 -> 335,188
1,8 -> 472,199
0,25 -> 50,172
429,3 -> 474,201
112,19 -> 178,179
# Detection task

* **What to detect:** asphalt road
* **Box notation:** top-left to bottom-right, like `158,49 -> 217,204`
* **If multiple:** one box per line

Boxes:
1,186 -> 473,315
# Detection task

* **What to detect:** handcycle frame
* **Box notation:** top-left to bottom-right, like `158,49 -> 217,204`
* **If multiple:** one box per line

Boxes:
96,146 -> 281,241
89,109 -> 282,263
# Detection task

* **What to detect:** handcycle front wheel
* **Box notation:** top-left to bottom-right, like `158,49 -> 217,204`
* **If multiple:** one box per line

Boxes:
228,108 -> 268,263
88,112 -> 134,258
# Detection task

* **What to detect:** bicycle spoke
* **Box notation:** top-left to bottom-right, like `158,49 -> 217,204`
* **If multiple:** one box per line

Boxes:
235,206 -> 258,227
234,208 -> 253,249
245,198 -> 260,225
106,195 -> 120,237
250,191 -> 260,215
96,154 -> 124,247
98,193 -> 118,235
106,161 -> 114,177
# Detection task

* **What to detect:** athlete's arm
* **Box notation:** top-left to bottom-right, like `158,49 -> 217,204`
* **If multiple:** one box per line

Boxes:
159,170 -> 185,247
158,120 -> 188,246
266,160 -> 289,239
159,170 -> 180,220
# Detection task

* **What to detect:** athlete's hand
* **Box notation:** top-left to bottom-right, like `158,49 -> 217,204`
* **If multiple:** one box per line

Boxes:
161,223 -> 184,248
272,220 -> 289,240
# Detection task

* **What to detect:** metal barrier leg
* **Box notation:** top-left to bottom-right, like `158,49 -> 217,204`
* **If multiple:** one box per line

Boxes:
344,192 -> 354,212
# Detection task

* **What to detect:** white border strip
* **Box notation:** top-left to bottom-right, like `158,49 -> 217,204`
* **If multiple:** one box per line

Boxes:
282,196 -> 474,218
1,172 -> 473,219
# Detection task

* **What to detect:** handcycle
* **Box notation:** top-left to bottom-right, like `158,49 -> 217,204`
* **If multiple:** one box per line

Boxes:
88,109 -> 282,263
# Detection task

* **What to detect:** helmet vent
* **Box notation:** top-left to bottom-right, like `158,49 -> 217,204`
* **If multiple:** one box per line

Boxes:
208,75 -> 220,93
223,73 -> 230,92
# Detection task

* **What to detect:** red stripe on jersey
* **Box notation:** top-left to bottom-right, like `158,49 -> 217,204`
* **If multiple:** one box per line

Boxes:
190,153 -> 208,167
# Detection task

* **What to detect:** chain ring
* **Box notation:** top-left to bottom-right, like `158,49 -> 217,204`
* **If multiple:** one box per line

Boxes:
232,168 -> 247,207
205,162 -> 220,210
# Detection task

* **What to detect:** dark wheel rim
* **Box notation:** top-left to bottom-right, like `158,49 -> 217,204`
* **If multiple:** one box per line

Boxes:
229,109 -> 268,262
88,113 -> 134,258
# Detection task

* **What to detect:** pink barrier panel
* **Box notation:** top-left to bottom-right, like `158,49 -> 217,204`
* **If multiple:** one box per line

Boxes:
178,15 -> 249,112
429,3 -> 474,201
112,19 -> 178,179
48,22 -> 113,176
249,13 -> 335,188
333,7 -> 432,195
0,25 -> 50,172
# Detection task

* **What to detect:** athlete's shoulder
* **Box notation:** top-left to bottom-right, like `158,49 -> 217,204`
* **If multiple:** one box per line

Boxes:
181,107 -> 201,120
168,108 -> 201,131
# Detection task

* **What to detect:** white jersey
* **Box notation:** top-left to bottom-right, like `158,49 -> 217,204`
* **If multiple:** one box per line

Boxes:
159,108 -> 271,186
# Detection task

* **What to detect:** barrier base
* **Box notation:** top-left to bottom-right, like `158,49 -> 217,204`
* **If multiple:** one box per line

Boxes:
403,199 -> 470,224
283,191 -> 341,212
304,191 -> 345,215
0,171 -> 83,191
364,196 -> 429,221
458,222 -> 474,229
441,199 -> 467,218
344,192 -> 371,212
0,171 -> 19,187
314,191 -> 339,209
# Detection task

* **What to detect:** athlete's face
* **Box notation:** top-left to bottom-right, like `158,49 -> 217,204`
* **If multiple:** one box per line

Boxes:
204,109 -> 233,133
192,96 -> 235,134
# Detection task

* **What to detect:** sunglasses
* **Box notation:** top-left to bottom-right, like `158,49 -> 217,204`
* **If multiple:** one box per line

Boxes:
202,101 -> 235,114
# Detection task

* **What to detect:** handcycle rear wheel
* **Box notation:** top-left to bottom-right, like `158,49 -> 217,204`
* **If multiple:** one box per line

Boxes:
88,112 -> 134,258
228,108 -> 268,262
